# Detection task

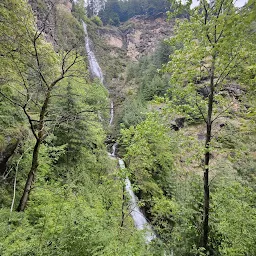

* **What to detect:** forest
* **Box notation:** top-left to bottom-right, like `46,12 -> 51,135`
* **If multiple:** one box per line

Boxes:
0,0 -> 256,255
98,0 -> 171,25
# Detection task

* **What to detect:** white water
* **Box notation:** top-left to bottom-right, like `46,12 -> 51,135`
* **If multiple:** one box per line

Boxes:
118,157 -> 156,243
111,142 -> 118,157
82,22 -> 104,84
83,21 -> 114,124
109,101 -> 114,125
84,21 -> 156,244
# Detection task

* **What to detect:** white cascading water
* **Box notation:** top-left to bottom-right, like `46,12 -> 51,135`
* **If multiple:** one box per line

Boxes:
109,101 -> 114,125
82,21 -> 115,127
116,149 -> 156,243
82,22 -> 104,84
111,142 -> 118,157
83,21 -> 156,244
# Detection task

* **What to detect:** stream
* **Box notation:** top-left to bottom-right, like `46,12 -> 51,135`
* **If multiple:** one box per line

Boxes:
82,21 -> 156,243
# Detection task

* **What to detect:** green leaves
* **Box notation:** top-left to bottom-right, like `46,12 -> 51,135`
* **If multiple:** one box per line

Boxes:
212,180 -> 256,255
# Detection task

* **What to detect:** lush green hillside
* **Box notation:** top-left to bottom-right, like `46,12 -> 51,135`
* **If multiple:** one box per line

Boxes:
0,0 -> 157,255
0,0 -> 256,255
118,0 -> 256,255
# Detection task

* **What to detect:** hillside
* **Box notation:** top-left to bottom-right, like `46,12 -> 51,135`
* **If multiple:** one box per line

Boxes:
0,0 -> 256,256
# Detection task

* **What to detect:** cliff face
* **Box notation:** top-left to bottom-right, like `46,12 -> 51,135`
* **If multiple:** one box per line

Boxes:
28,0 -> 73,45
99,15 -> 174,61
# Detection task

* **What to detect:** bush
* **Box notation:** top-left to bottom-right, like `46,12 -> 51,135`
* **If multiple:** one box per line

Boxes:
90,15 -> 103,26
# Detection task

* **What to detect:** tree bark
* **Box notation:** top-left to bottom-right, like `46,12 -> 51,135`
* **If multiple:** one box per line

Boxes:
17,139 -> 41,211
201,54 -> 215,251
17,90 -> 50,212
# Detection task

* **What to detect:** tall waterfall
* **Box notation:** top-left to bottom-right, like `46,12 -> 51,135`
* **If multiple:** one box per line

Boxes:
82,22 -> 104,84
84,21 -> 156,244
82,21 -> 115,126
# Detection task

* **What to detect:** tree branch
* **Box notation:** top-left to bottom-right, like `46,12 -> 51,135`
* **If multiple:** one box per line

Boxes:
22,106 -> 38,140
195,93 -> 207,123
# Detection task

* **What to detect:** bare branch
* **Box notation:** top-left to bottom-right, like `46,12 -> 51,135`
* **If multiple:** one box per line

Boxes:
33,37 -> 49,87
214,52 -> 239,86
0,91 -> 23,107
195,92 -> 207,123
211,101 -> 235,123
22,106 -> 38,140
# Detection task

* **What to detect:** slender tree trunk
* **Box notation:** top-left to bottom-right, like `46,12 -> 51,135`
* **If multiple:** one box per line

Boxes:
201,54 -> 215,251
17,139 -> 41,211
17,90 -> 50,212
201,124 -> 211,249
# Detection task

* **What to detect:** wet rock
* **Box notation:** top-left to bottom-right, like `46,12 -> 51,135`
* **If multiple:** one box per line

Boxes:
175,117 -> 185,128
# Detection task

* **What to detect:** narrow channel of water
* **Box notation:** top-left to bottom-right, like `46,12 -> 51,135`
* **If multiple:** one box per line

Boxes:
83,21 -> 156,244
82,22 -> 104,84
118,157 -> 156,243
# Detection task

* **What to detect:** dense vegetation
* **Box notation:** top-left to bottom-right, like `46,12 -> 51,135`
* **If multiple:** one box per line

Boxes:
99,0 -> 171,25
0,0 -> 256,255
0,0 -> 155,255
118,0 -> 256,255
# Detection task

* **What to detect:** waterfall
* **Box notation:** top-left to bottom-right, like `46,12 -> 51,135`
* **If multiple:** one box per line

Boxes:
82,22 -> 104,84
82,21 -> 113,124
112,142 -> 156,243
84,21 -> 156,244
109,101 -> 114,125
111,142 -> 118,157
119,159 -> 156,243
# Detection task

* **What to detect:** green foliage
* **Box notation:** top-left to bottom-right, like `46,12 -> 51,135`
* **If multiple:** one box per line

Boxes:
211,180 -> 256,256
72,0 -> 87,22
0,173 -> 150,255
0,1 -> 161,255
90,15 -> 103,26
121,114 -> 176,250
1,0 -> 256,255
125,44 -> 171,103
162,0 -> 255,124
53,77 -> 109,163
120,95 -> 147,128
55,4 -> 84,51
99,0 -> 172,25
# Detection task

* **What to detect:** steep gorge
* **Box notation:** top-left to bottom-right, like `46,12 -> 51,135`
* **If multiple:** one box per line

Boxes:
1,0 -> 255,255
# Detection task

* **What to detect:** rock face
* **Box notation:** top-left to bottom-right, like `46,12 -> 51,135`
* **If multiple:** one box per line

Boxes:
28,0 -> 73,45
100,15 -> 174,61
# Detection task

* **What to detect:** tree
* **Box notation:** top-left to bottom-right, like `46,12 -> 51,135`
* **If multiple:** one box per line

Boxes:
163,0 -> 255,253
86,0 -> 107,17
0,0 -> 84,211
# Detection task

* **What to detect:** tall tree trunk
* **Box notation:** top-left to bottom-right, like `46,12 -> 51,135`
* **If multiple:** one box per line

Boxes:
201,54 -> 215,251
17,139 -> 41,211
